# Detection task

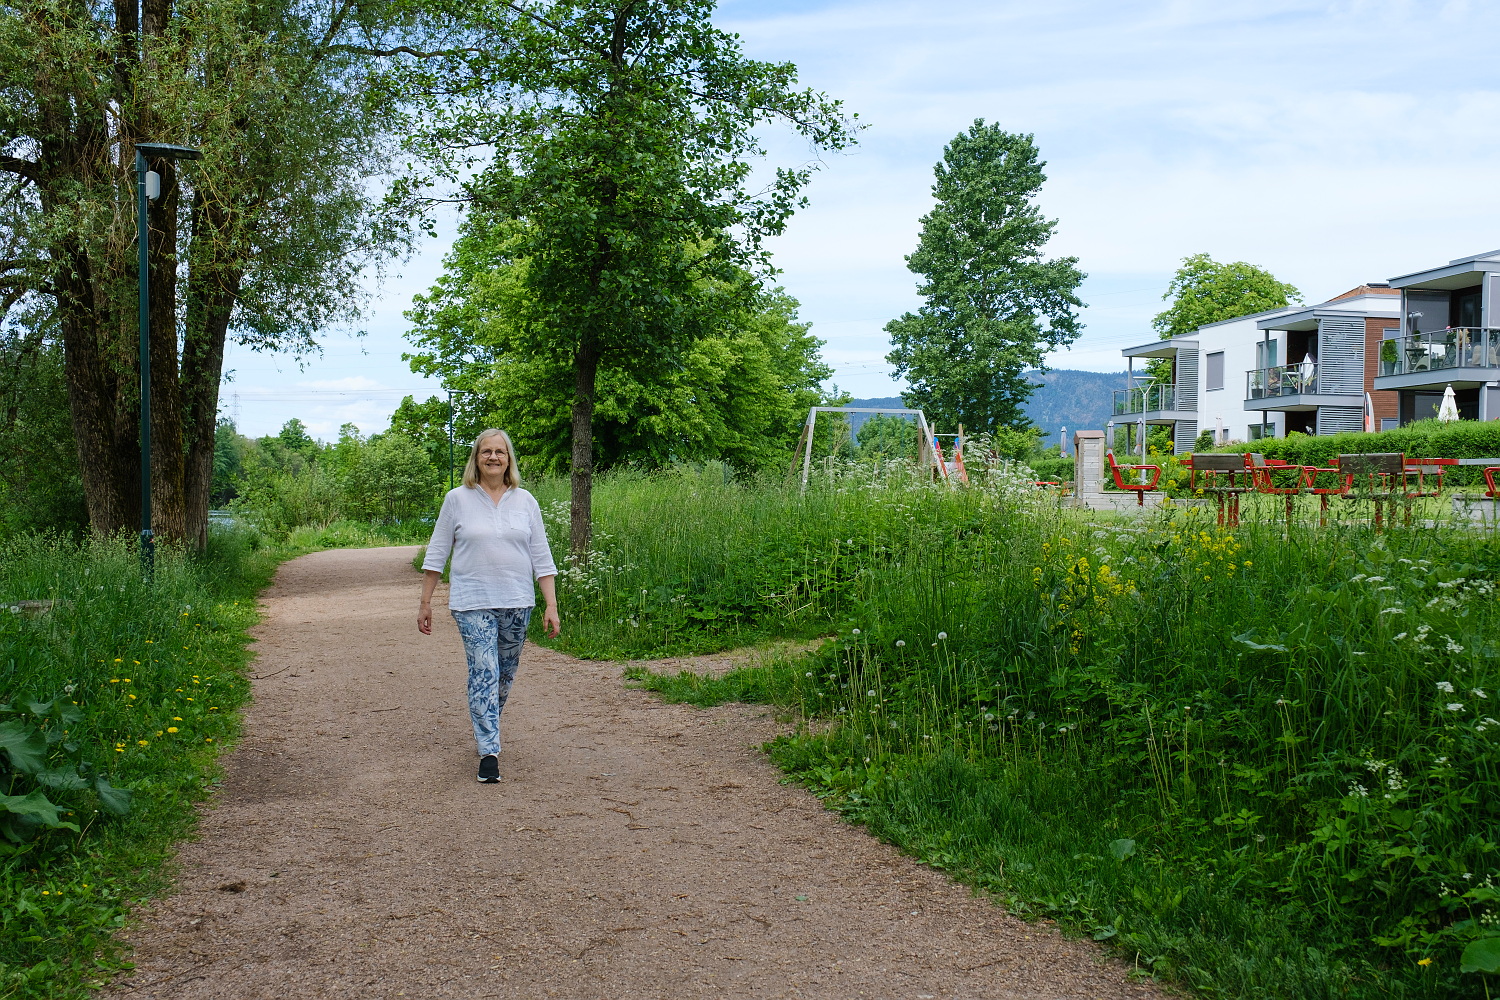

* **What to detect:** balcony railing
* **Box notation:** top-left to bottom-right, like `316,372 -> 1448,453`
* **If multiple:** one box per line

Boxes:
1247,363 -> 1318,399
1113,384 -> 1175,415
1380,328 -> 1500,376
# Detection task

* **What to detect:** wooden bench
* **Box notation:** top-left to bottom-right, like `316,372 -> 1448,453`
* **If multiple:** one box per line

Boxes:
1186,453 -> 1251,527
1336,453 -> 1406,531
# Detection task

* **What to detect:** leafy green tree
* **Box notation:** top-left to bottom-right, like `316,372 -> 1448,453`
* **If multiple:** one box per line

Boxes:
411,1 -> 858,554
885,121 -> 1085,435
0,312 -> 88,535
341,433 -> 438,523
855,414 -> 919,462
0,0 -> 427,547
1152,254 -> 1302,339
407,244 -> 834,478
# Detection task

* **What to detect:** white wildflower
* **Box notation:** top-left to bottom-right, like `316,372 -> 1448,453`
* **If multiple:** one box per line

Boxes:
1437,681 -> 1456,693
1379,607 -> 1405,615
1366,576 -> 1386,584
1447,703 -> 1465,712
1393,633 -> 1408,641
1474,689 -> 1488,699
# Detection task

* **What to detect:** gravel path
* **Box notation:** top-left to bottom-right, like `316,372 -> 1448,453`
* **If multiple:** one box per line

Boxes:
111,546 -> 1165,1000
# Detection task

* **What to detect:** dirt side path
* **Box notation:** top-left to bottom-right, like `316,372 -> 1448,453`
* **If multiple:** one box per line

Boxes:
111,547 -> 1163,1000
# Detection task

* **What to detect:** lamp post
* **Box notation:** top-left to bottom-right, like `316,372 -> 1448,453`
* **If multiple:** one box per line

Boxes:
135,142 -> 201,574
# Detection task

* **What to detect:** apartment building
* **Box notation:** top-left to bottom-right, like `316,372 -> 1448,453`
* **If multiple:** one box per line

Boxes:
1113,285 -> 1399,446
1375,249 -> 1500,423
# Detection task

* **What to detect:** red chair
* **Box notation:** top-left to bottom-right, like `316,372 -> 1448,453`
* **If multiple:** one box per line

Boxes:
1106,449 -> 1161,506
1246,452 -> 1309,529
1486,467 -> 1500,499
1301,461 -> 1350,527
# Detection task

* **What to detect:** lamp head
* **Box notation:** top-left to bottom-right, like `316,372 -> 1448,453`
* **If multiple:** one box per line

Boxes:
135,142 -> 202,161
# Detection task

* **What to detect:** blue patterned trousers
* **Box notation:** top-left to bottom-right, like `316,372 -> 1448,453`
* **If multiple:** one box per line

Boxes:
451,607 -> 532,757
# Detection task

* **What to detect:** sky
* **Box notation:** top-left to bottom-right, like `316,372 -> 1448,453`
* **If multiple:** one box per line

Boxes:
224,0 -> 1500,438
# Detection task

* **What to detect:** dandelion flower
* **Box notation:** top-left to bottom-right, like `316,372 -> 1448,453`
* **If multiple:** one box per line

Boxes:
895,640 -> 905,648
167,727 -> 178,733
137,740 -> 149,747
937,631 -> 948,640
851,628 -> 860,635
867,690 -> 877,697
1417,958 -> 1432,967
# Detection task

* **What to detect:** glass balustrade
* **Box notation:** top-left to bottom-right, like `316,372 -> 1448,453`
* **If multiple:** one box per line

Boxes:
1247,364 -> 1318,399
1112,384 -> 1175,415
1380,328 -> 1500,376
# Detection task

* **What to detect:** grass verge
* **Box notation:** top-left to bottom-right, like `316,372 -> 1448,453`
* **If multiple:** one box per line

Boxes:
0,521 -> 420,1000
584,465 -> 1499,999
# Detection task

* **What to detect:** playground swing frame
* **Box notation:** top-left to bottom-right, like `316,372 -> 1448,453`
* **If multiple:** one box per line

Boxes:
795,406 -> 938,489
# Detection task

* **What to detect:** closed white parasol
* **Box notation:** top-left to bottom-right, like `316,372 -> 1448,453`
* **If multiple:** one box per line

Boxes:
1437,384 -> 1460,422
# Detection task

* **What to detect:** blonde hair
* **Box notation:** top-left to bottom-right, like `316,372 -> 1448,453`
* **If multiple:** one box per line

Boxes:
462,429 -> 521,490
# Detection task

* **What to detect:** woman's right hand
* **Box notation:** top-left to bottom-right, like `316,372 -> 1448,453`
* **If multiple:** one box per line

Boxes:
417,602 -> 432,635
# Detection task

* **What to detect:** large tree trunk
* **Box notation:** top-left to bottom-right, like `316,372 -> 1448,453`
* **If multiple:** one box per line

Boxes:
181,195 -> 242,550
569,342 -> 600,558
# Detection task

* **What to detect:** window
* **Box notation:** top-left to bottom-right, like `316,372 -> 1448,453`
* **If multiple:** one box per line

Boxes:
1206,352 -> 1225,391
1380,418 -> 1399,432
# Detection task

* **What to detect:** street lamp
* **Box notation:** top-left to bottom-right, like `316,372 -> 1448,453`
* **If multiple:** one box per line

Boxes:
135,142 -> 201,573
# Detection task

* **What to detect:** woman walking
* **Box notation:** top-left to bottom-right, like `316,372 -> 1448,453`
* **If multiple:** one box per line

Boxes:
418,429 -> 560,783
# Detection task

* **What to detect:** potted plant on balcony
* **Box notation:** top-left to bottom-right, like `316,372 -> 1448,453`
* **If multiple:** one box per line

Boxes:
1380,338 -> 1398,374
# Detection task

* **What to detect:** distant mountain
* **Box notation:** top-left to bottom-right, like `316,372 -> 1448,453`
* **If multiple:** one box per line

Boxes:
848,369 -> 1125,439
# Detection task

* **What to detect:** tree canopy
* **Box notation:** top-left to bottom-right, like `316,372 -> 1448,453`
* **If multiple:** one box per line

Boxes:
404,0 -> 857,553
885,120 -> 1084,435
1152,254 -> 1302,339
405,217 -> 834,479
0,0 -> 430,545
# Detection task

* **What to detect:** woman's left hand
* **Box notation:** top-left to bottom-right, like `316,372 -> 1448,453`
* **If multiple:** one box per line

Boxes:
542,605 -> 561,638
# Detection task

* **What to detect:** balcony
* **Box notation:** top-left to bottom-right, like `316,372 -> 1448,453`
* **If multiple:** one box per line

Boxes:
1248,364 -> 1319,399
1380,328 -> 1500,377
1113,384 -> 1176,416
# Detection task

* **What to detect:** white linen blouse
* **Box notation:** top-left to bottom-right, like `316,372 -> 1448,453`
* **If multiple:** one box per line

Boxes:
421,485 -> 558,611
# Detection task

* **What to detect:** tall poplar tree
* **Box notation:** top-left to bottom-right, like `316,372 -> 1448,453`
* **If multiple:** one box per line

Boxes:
885,120 -> 1084,434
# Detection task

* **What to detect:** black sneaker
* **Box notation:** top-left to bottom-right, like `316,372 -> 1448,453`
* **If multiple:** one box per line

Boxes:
477,754 -> 500,783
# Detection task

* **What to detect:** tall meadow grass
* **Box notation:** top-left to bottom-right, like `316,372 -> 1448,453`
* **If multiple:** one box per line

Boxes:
548,464 -> 1500,999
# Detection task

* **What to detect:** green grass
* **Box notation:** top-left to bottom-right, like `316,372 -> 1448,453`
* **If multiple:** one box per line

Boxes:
555,464 -> 1500,999
0,520 -> 425,1000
